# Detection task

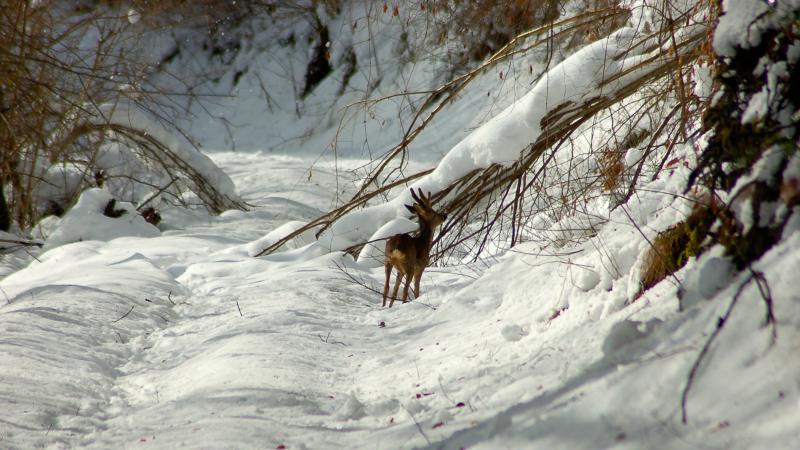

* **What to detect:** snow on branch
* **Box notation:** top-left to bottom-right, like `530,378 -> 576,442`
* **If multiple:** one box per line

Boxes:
94,105 -> 248,214
256,9 -> 707,261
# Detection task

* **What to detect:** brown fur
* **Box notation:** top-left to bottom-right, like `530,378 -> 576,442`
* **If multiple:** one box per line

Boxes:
382,189 -> 446,307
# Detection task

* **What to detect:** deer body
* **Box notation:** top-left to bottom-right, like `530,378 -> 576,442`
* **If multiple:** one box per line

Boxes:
382,189 -> 446,307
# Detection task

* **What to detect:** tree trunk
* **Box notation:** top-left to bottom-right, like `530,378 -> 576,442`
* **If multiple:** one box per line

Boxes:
0,181 -> 9,232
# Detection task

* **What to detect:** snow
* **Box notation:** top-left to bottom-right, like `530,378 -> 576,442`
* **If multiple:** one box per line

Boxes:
691,63 -> 714,99
714,0 -> 800,61
127,9 -> 141,25
96,104 -> 245,213
43,188 -> 160,250
713,0 -> 800,132
3,152 -> 798,449
430,30 -> 629,181
712,0 -> 771,57
2,1 -> 800,449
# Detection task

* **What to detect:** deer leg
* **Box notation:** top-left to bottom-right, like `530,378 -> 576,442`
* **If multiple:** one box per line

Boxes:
413,267 -> 424,299
402,273 -> 412,303
382,263 -> 392,307
389,269 -> 403,308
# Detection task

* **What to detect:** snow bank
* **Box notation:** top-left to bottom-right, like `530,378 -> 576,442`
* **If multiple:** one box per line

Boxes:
97,104 -> 245,213
45,188 -> 159,249
1,149 -> 798,450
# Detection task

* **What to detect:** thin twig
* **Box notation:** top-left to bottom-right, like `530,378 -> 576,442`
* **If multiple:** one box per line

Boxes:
333,261 -> 384,297
318,331 -> 347,346
0,238 -> 43,247
749,267 -> 777,345
681,273 -> 752,424
136,177 -> 178,211
438,375 -> 454,404
403,405 -> 431,446
112,305 -> 135,323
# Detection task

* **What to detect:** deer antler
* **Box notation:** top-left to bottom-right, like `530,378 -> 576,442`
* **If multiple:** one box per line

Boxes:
410,188 -> 433,211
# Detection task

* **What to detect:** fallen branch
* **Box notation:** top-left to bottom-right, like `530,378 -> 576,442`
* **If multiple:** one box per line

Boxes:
749,267 -> 777,345
318,331 -> 347,346
136,178 -> 178,211
333,261 -> 384,298
0,238 -> 44,248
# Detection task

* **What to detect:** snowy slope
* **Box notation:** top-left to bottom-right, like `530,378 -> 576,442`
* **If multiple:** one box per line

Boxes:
2,153 -> 799,449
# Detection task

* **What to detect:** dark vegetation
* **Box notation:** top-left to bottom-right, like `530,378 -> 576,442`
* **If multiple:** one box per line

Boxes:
688,4 -> 799,270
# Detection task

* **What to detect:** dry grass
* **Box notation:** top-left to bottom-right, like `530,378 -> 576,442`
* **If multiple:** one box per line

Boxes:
637,201 -> 718,299
638,222 -> 692,296
598,148 -> 625,192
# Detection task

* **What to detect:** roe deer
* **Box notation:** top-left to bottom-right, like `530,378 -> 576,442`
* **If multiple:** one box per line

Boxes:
382,188 -> 447,307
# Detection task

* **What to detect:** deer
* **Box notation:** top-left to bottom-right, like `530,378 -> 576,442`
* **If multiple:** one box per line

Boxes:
382,188 -> 447,308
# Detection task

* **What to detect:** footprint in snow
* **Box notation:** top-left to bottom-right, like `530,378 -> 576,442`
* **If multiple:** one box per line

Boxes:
501,324 -> 527,342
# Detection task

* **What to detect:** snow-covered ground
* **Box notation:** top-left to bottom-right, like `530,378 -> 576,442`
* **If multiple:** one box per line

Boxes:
2,1 -> 800,448
2,152 -> 799,449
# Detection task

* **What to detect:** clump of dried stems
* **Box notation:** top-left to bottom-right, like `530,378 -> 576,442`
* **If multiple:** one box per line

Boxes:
257,1 -> 710,261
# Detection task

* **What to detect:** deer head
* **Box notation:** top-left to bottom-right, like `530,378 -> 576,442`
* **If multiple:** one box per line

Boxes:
404,188 -> 446,232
